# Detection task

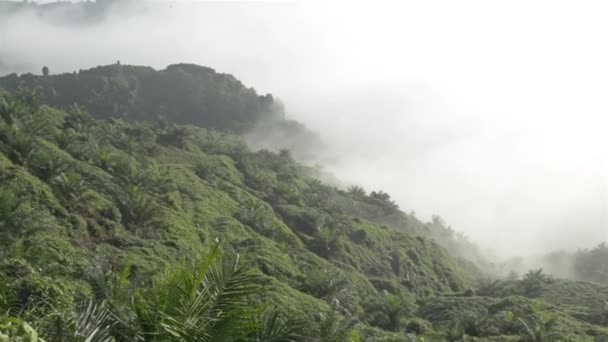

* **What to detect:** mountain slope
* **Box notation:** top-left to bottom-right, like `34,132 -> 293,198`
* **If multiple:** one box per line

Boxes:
0,63 -> 327,161
0,91 -> 471,340
0,63 -> 281,132
0,64 -> 485,263
0,66 -> 607,340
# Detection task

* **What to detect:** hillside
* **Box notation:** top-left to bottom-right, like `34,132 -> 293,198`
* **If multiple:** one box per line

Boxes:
0,65 -> 607,340
0,63 -> 280,132
0,64 -> 485,264
0,64 -> 325,161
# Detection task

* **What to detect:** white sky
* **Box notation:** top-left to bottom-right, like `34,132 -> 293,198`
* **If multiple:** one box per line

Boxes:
2,0 -> 608,256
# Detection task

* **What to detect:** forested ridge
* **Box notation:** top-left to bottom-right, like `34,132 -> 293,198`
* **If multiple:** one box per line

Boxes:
0,64 -> 607,341
0,64 -> 324,162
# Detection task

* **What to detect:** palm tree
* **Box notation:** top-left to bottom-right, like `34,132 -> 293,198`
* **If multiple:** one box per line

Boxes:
346,186 -> 365,197
315,227 -> 345,258
0,189 -> 19,249
36,300 -> 115,342
364,291 -> 416,332
522,269 -> 550,297
118,184 -> 157,229
10,243 -> 304,341
0,96 -> 25,127
127,242 -> 304,341
247,311 -> 304,342
517,313 -> 558,342
384,293 -> 414,332
476,278 -> 503,297
318,311 -> 360,342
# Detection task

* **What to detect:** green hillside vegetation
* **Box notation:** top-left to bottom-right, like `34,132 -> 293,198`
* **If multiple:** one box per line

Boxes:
0,66 -> 607,340
0,64 -> 325,162
541,244 -> 608,285
0,64 -> 484,259
0,63 -> 281,133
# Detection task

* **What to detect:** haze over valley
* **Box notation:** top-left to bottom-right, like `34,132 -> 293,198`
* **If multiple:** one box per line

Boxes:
3,0 -> 606,257
1,1 -> 608,340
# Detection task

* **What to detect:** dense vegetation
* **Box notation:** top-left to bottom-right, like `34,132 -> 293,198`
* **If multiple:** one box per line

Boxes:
0,64 -> 607,341
541,244 -> 608,285
0,64 -> 324,161
0,63 -> 281,133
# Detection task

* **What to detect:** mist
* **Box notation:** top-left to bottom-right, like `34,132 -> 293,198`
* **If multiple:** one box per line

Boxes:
1,0 -> 607,258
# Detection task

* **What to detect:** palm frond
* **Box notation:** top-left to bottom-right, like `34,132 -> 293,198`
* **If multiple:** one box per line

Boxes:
35,300 -> 114,342
250,310 -> 306,342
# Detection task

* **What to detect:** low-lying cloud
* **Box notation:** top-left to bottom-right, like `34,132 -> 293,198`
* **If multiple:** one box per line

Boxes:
1,0 -> 607,257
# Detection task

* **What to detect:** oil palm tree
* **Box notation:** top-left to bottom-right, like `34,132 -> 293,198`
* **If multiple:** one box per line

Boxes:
518,313 -> 558,342
128,242 -> 304,341
522,269 -> 550,297
8,243 -> 304,341
37,300 -> 115,342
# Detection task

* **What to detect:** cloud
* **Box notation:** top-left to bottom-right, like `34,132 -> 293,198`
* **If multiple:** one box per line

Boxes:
1,0 -> 607,257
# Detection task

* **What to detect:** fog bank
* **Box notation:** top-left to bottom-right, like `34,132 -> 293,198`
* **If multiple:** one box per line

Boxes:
1,0 -> 607,257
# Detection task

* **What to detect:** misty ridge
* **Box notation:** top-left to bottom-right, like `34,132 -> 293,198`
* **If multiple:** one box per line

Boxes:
0,0 -> 607,284
0,0 -> 608,341
0,0 -> 606,281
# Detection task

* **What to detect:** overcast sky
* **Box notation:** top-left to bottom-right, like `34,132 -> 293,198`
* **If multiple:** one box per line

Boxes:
1,0 -> 607,256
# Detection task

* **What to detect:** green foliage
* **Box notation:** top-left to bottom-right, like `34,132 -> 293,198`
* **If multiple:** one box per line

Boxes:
299,269 -> 347,300
0,188 -> 19,237
517,311 -> 558,342
35,300 -> 115,342
130,243 -> 248,340
346,186 -> 366,197
364,291 -> 417,332
521,269 -> 552,298
573,243 -> 608,284
247,310 -> 304,342
0,316 -> 40,342
0,69 -> 606,341
0,64 -> 283,133
118,184 -> 157,229
317,311 -> 360,342
126,243 -> 304,341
